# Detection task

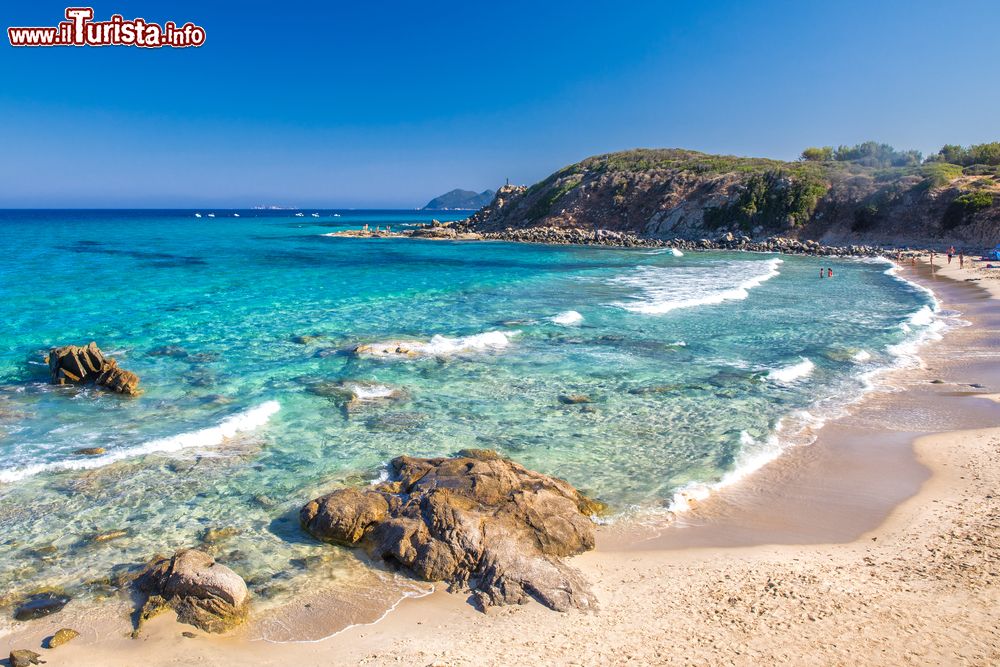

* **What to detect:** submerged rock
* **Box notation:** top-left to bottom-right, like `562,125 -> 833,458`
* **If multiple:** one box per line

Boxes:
73,447 -> 106,456
47,628 -> 79,648
13,591 -> 70,621
46,342 -> 140,396
301,450 -> 602,611
90,529 -> 129,543
133,549 -> 249,634
558,394 -> 592,404
9,649 -> 42,667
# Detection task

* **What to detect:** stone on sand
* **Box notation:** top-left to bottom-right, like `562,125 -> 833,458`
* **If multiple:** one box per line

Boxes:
301,450 -> 602,611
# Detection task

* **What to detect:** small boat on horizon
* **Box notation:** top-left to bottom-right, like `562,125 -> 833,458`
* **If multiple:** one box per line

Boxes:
233,213 -> 240,217
311,213 -> 320,218
333,213 -> 341,217
295,212 -> 305,217
194,213 -> 202,218
207,213 -> 216,218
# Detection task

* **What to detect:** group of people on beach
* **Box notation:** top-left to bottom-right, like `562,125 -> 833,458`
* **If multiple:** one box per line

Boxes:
928,246 -> 965,268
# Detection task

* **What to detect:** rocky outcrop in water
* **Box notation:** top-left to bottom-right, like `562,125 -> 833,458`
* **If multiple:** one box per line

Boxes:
301,450 -> 602,611
13,592 -> 70,621
46,342 -> 140,396
133,549 -> 249,634
461,225 -> 900,257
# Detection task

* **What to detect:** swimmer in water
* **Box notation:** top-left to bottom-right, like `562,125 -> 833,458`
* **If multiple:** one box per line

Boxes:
827,268 -> 833,278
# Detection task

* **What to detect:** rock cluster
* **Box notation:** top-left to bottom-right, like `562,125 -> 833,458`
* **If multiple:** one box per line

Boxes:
301,449 -> 602,611
469,226 -> 895,257
46,342 -> 140,395
132,549 -> 249,634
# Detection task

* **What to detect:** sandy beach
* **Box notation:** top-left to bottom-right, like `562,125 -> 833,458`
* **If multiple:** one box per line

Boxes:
5,255 -> 998,666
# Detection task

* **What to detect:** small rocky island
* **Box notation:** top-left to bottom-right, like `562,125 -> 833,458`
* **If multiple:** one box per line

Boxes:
301,450 -> 603,611
47,342 -> 141,396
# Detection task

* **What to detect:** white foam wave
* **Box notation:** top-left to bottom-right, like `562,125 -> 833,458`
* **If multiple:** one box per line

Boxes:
550,310 -> 583,326
767,357 -> 815,383
611,258 -> 782,315
346,383 -> 397,400
0,401 -> 281,484
668,411 -> 825,514
357,331 -> 518,358
852,350 -> 872,363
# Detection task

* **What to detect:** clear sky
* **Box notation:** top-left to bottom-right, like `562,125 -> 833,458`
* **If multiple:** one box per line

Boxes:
1,0 -> 998,208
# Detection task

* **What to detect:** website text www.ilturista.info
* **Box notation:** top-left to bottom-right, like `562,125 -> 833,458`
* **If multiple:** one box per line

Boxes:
8,7 -> 205,48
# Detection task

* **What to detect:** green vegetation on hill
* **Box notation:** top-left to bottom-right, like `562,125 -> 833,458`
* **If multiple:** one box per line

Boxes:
704,171 -> 828,230
930,142 -> 1000,167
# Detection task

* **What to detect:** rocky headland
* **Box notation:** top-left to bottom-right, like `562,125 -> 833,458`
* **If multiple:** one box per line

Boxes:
459,144 -> 1000,251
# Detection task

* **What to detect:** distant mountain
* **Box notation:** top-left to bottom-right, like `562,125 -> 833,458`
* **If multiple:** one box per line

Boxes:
423,188 -> 496,210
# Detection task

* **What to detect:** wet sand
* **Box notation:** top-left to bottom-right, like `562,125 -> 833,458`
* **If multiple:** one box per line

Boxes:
5,257 -> 999,665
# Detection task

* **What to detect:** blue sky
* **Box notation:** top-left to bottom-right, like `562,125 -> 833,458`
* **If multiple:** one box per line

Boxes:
1,0 -> 998,207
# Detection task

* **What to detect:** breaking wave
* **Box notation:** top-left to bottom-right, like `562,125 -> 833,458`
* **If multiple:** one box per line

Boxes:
0,401 -> 281,484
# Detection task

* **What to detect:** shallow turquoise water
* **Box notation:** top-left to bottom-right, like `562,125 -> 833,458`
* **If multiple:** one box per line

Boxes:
0,210 -> 937,623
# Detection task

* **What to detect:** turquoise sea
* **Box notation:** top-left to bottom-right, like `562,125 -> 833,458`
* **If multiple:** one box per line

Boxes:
0,210 -> 940,637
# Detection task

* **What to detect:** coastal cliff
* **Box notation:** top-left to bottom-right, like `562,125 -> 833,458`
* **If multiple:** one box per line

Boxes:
464,145 -> 1000,248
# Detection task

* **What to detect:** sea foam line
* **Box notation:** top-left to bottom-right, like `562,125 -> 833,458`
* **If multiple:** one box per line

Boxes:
0,400 -> 281,484
613,257 -> 782,315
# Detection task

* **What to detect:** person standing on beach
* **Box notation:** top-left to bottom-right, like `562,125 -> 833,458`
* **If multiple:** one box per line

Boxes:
960,252 -> 965,268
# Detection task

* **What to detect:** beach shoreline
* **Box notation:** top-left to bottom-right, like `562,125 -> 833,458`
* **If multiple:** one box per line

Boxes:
5,255 -> 998,665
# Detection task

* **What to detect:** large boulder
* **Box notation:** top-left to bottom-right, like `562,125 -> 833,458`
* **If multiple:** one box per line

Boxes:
46,342 -> 140,395
133,549 -> 249,633
301,450 -> 602,611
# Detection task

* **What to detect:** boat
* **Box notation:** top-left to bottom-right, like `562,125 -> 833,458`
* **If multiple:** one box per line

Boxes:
333,213 -> 341,217
207,213 -> 215,218
194,213 -> 202,218
295,212 -> 305,217
233,213 -> 240,217
311,213 -> 320,218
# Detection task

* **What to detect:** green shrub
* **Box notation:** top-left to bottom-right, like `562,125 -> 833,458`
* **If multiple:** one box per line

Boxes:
801,146 -> 834,162
705,170 -> 827,230
919,162 -> 964,189
942,190 -> 995,229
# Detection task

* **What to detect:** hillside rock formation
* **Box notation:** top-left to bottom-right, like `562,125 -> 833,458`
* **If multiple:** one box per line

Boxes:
462,149 -> 1000,248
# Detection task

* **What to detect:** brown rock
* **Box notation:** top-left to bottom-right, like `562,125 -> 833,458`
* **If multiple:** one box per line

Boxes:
301,450 -> 601,611
47,628 -> 79,648
558,394 -> 592,404
9,649 -> 42,667
47,343 -> 141,396
73,447 -> 106,456
134,549 -> 249,633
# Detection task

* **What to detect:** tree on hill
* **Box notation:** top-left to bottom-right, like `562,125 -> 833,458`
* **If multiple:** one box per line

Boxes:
928,142 -> 1000,166
800,146 -> 834,162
